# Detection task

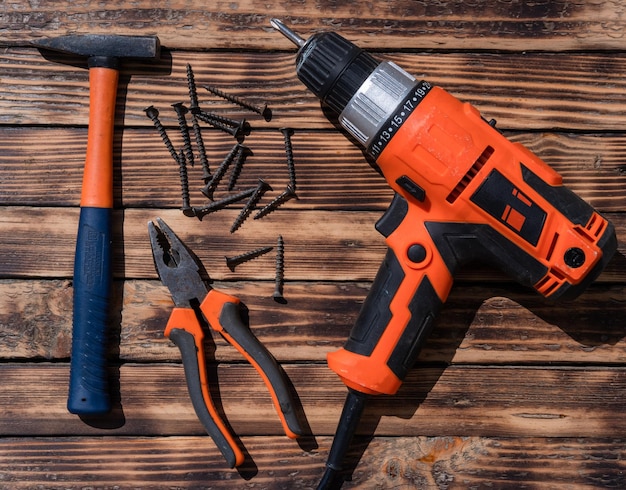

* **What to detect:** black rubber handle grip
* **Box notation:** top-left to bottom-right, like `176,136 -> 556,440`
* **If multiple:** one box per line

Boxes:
67,206 -> 112,415
168,326 -> 242,468
217,301 -> 303,438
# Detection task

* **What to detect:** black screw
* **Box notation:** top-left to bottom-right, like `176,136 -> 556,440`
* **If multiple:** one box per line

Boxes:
192,108 -> 250,131
191,111 -> 211,183
186,63 -> 200,110
230,179 -> 273,233
192,108 -> 251,141
172,102 -> 194,168
254,185 -> 298,220
273,235 -> 285,302
175,149 -> 195,217
204,84 -> 273,122
193,186 -> 257,221
280,127 -> 297,190
228,145 -> 253,191
225,245 -> 274,272
144,105 -> 179,163
200,143 -> 243,200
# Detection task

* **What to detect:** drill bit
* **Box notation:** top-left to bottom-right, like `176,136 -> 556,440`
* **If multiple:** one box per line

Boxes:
271,18 -> 306,47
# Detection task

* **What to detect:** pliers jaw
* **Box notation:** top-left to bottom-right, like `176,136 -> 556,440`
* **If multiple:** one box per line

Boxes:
148,217 -> 208,307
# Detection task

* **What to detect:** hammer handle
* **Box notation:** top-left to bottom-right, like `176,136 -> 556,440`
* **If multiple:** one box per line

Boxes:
68,67 -> 118,415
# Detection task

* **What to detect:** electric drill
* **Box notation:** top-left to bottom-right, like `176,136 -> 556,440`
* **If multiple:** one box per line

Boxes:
271,19 -> 617,488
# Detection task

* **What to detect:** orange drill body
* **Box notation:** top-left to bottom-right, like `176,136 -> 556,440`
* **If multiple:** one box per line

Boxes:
328,84 -> 613,396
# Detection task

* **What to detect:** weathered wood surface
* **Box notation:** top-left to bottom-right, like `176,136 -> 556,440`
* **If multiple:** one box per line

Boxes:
2,279 -> 625,364
1,207 -> 626,281
2,0 -> 626,51
3,50 -> 626,131
2,436 -> 624,489
3,363 -> 626,438
1,129 -> 626,210
2,1 -> 626,488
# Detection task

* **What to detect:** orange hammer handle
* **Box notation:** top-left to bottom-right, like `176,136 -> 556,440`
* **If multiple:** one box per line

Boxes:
81,66 -> 118,208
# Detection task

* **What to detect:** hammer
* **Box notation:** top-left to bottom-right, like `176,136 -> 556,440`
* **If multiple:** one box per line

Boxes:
33,34 -> 160,415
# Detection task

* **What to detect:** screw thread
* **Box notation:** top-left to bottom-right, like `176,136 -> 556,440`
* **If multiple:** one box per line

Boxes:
204,85 -> 272,121
230,179 -> 272,233
273,235 -> 285,300
144,106 -> 179,163
227,146 -> 253,191
254,185 -> 297,220
193,186 -> 257,221
225,245 -> 274,271
193,108 -> 243,128
281,128 -> 297,190
172,103 -> 194,168
191,113 -> 211,182
200,143 -> 242,199
176,150 -> 195,217
186,63 -> 199,109
193,110 -> 241,138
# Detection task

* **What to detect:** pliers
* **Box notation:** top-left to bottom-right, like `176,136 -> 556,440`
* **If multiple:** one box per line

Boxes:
148,217 -> 302,467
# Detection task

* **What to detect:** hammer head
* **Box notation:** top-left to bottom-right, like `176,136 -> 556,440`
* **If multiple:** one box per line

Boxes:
32,34 -> 160,64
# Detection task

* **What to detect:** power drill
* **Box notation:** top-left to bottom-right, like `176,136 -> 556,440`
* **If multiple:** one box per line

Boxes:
271,19 -> 617,488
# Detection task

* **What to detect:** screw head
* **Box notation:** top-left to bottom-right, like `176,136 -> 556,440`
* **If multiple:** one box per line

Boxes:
171,102 -> 189,115
262,105 -> 273,122
182,207 -> 196,218
143,105 -> 159,118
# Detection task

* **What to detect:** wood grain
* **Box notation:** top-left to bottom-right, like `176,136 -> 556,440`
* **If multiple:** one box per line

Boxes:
1,435 -> 625,489
1,128 -> 625,210
2,1 -> 626,51
2,49 -> 626,131
1,279 -> 625,366
3,363 -> 626,439
0,207 -> 624,281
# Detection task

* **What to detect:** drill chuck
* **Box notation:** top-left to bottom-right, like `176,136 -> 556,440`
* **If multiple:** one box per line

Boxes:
271,19 -> 426,157
271,19 -> 377,114
296,32 -> 378,116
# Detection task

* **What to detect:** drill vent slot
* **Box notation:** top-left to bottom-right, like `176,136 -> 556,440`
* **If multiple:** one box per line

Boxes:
447,146 -> 494,204
535,268 -> 565,297
545,233 -> 559,262
585,213 -> 606,238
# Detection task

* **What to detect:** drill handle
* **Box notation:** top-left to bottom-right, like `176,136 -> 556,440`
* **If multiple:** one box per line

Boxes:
328,244 -> 449,395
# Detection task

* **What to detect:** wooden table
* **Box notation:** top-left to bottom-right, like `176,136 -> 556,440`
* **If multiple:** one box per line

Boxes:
1,2 -> 625,488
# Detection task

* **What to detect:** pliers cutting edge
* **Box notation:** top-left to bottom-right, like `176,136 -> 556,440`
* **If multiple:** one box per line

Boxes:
148,217 -> 302,467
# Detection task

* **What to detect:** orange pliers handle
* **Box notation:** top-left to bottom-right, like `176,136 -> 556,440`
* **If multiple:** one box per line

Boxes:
164,290 -> 302,468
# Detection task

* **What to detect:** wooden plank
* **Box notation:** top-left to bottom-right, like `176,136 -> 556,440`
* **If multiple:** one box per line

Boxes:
2,363 -> 626,438
2,1 -> 626,51
3,49 -> 626,131
0,207 -> 385,280
2,279 -> 625,366
0,207 -> 624,281
1,435 -> 625,489
1,128 -> 625,211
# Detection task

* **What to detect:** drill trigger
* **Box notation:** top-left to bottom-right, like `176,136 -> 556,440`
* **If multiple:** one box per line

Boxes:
375,193 -> 408,238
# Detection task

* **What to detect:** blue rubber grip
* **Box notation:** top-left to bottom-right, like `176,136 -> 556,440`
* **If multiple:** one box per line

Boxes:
67,206 -> 113,415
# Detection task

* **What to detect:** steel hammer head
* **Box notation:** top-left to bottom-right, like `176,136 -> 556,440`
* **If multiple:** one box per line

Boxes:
32,34 -> 160,68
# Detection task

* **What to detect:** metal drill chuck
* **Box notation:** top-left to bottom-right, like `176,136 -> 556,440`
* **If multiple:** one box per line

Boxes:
271,19 -> 378,115
271,19 -> 429,158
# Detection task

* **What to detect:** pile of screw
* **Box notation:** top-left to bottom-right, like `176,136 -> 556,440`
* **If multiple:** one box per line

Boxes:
145,63 -> 297,301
